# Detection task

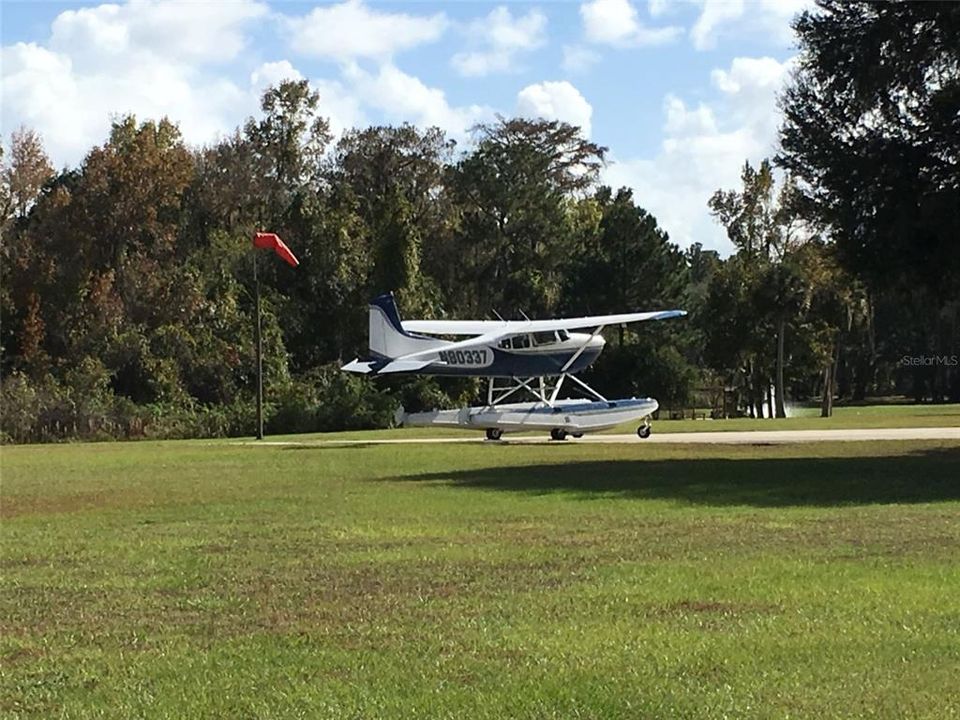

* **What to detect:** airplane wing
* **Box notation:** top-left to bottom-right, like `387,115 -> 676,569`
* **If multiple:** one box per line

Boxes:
373,359 -> 433,374
389,310 -> 685,366
402,310 -> 686,335
401,319 -> 509,335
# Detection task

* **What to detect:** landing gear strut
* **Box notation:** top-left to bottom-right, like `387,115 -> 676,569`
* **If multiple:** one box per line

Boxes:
485,427 -> 503,441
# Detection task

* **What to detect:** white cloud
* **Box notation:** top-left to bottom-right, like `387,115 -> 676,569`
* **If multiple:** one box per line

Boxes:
2,43 -> 83,164
1,1 -> 287,167
287,0 -> 447,61
580,0 -> 681,47
561,44 -> 601,74
663,94 -> 717,136
343,63 -> 492,141
50,0 -> 267,64
451,6 -> 547,77
2,39 -> 249,167
310,77 -> 368,138
711,55 -> 792,96
0,0 -> 484,166
251,60 -> 303,90
604,56 -> 794,253
516,81 -> 593,137
710,56 -> 796,140
691,0 -> 811,50
690,0 -> 744,50
647,0 -> 670,17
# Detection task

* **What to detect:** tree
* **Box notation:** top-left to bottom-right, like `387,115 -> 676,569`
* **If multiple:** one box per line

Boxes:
708,160 -> 808,417
565,186 -> 686,341
244,79 -> 331,207
779,0 -> 960,401
0,129 -> 56,374
792,240 -> 864,416
327,124 -> 455,319
450,117 -> 607,317
2,127 -> 54,223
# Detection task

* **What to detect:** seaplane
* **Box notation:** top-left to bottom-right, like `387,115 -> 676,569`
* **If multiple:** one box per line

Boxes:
342,293 -> 686,440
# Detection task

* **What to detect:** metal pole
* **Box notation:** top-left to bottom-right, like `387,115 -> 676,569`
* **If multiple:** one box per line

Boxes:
254,250 -> 264,439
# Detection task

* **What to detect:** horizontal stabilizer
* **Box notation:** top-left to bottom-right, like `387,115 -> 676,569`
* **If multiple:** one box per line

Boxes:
376,359 -> 433,374
341,359 -> 375,374
342,357 -> 433,375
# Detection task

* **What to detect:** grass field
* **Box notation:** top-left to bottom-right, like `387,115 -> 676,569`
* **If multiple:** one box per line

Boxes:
2,435 -> 959,718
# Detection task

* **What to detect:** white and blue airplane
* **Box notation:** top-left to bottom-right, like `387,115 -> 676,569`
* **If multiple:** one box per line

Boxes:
342,293 -> 686,440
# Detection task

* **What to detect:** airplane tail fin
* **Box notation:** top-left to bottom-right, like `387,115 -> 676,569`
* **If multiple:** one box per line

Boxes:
368,292 -> 437,360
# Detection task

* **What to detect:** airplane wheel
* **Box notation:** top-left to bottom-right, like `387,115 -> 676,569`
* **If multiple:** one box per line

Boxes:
572,433 -> 584,439
550,428 -> 568,441
637,424 -> 651,439
486,428 -> 503,441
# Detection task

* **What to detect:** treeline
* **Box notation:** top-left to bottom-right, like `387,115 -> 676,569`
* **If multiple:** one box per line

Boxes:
1,1 -> 957,442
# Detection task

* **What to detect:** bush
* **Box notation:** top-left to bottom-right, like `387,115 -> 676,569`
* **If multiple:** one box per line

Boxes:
583,340 -> 695,408
1,372 -> 41,443
311,364 -> 397,432
1,361 -> 399,443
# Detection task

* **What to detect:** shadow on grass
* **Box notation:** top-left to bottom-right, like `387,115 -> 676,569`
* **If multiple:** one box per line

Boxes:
395,446 -> 960,507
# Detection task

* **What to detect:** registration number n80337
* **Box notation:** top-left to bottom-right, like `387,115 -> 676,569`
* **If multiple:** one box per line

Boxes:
438,349 -> 488,365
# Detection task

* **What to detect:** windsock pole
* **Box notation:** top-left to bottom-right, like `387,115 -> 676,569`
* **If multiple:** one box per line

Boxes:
250,230 -> 297,439
254,250 -> 264,440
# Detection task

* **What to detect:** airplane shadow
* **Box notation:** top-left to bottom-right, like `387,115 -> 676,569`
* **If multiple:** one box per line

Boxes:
394,446 -> 960,508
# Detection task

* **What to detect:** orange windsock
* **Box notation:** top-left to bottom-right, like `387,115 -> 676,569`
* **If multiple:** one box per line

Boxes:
253,231 -> 299,268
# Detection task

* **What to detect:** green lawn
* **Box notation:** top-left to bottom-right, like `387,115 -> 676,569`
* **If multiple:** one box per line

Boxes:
2,438 -> 959,718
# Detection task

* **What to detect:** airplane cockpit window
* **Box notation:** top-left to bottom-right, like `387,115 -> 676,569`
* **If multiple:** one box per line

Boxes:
532,331 -> 555,345
498,338 -> 511,349
557,329 -> 570,342
510,335 -> 531,349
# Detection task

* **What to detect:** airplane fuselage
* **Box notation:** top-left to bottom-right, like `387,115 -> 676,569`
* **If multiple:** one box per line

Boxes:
370,331 -> 605,377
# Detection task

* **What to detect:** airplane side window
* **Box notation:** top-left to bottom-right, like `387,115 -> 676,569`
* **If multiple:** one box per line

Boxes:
533,332 -> 554,345
558,329 -> 570,342
512,335 -> 530,349
498,338 -> 511,349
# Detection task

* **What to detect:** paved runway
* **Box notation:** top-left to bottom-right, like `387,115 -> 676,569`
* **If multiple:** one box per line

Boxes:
571,427 -> 960,444
241,426 -> 960,447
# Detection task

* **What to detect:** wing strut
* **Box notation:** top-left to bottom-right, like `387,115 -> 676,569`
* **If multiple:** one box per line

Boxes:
486,372 -> 608,408
559,325 -> 605,374
566,373 -> 608,402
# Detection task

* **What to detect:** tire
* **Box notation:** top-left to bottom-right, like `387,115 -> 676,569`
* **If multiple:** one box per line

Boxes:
486,428 -> 503,441
572,432 -> 584,439
550,428 -> 568,441
637,424 -> 651,439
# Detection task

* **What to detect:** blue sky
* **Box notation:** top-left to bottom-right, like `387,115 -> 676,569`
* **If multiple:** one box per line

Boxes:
1,0 -> 808,253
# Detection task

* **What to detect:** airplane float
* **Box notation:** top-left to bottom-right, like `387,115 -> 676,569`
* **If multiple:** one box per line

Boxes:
342,293 -> 686,440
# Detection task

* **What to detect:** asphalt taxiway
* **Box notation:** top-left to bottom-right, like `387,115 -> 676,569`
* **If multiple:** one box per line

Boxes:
240,426 -> 960,447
